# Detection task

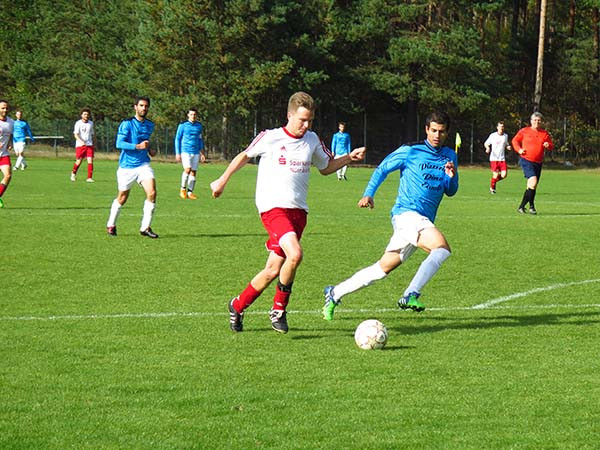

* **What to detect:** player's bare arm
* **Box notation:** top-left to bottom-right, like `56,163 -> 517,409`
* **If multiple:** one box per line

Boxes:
210,151 -> 250,198
358,196 -> 374,209
320,146 -> 366,175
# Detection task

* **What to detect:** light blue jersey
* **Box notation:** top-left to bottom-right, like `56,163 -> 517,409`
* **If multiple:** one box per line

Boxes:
363,140 -> 458,222
174,121 -> 204,155
13,120 -> 34,143
116,117 -> 155,169
331,131 -> 351,156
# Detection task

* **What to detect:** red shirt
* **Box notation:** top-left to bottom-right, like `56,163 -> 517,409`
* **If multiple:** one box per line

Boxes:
511,126 -> 554,163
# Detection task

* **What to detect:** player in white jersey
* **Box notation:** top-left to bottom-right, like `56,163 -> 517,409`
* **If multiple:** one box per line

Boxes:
71,108 -> 96,182
0,100 -> 15,208
210,91 -> 365,334
484,121 -> 511,194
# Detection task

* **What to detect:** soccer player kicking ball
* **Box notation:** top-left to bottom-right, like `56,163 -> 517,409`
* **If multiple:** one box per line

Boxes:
210,91 -> 365,334
323,111 -> 458,319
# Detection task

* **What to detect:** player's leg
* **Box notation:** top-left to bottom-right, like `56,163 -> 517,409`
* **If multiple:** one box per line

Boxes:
86,150 -> 94,181
139,175 -> 158,237
107,168 -> 135,235
186,167 -> 198,199
180,156 -> 190,198
71,155 -> 83,181
0,162 -> 13,208
399,226 -> 451,312
490,170 -> 499,193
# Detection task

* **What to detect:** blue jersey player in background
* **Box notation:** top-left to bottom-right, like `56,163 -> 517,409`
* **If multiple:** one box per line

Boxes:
12,109 -> 34,171
323,111 -> 458,319
106,97 -> 159,238
174,107 -> 205,200
331,121 -> 351,180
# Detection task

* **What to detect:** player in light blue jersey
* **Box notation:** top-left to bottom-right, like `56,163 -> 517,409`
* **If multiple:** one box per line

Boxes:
106,97 -> 159,238
12,110 -> 35,171
174,108 -> 205,199
331,121 -> 351,180
323,111 -> 458,319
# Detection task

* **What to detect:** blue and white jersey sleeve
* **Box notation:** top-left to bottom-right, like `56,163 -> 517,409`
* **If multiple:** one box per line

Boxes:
13,120 -> 34,143
363,145 -> 410,198
174,123 -> 184,155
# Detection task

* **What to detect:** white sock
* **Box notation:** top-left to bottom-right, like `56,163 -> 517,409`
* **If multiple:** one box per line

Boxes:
187,175 -> 196,192
140,200 -> 155,231
404,248 -> 451,296
180,171 -> 189,189
20,156 -> 27,168
333,262 -> 387,301
106,199 -> 122,227
15,155 -> 23,168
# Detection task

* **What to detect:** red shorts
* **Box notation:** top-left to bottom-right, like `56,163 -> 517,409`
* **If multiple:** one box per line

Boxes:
490,160 -> 507,172
260,208 -> 307,257
75,145 -> 94,159
0,155 -> 11,167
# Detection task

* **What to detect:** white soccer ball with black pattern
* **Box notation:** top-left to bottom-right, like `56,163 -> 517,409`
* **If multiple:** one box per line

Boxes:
354,319 -> 388,350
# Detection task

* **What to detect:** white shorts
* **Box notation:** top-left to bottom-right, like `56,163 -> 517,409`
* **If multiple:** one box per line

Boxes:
181,153 -> 200,170
116,164 -> 154,192
385,211 -> 435,262
13,142 -> 26,153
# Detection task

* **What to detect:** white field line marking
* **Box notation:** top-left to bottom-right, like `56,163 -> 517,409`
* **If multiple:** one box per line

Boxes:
471,278 -> 600,309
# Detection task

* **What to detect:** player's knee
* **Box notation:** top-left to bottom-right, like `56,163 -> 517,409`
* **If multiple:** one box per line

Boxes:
285,248 -> 303,268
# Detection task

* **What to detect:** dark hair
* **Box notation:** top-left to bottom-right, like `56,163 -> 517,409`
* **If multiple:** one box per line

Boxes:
135,96 -> 150,106
188,107 -> 198,113
497,121 -> 505,126
425,111 -> 450,129
0,99 -> 8,105
80,108 -> 91,115
338,121 -> 346,126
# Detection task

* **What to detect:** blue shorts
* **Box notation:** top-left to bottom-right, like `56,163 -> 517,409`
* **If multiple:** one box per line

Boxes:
520,158 -> 542,179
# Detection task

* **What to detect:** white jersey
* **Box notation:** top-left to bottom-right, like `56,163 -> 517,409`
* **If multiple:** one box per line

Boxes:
0,117 -> 15,157
245,127 -> 332,213
484,131 -> 510,161
74,119 -> 94,146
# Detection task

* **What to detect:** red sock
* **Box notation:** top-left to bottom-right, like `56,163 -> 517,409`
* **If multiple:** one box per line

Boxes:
72,163 -> 79,174
233,283 -> 261,312
0,183 -> 6,197
87,163 -> 93,179
273,283 -> 291,311
491,178 -> 497,189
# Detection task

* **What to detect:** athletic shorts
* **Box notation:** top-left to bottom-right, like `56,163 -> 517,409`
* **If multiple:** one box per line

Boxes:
13,141 -> 26,153
260,207 -> 307,258
520,157 -> 542,179
75,145 -> 94,159
385,211 -> 435,262
0,155 -> 11,167
490,160 -> 507,172
180,153 -> 200,170
116,164 -> 155,192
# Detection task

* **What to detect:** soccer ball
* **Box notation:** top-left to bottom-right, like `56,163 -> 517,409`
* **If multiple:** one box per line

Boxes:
354,319 -> 388,350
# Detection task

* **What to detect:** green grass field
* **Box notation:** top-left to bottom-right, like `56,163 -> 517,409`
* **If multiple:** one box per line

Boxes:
1,158 -> 600,449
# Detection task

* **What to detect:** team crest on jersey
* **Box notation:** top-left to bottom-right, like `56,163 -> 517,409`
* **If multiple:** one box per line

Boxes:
279,145 -> 287,165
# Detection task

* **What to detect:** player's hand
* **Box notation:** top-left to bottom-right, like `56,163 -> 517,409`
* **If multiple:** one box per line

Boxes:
358,196 -> 374,209
200,153 -> 206,163
210,179 -> 225,198
136,140 -> 149,150
444,161 -> 456,178
519,149 -> 526,155
349,147 -> 366,161
148,148 -> 157,157
485,148 -> 491,154
175,154 -> 181,162
543,142 -> 550,149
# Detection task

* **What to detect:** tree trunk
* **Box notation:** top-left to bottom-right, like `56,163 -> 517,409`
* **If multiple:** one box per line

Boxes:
569,0 -> 576,38
594,7 -> 599,127
533,0 -> 547,111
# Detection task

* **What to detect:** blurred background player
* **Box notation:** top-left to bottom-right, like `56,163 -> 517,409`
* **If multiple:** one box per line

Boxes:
12,109 -> 35,170
174,107 -> 205,199
71,108 -> 96,182
0,100 -> 14,208
484,121 -> 510,194
323,111 -> 458,320
331,121 -> 351,180
106,97 -> 158,238
210,91 -> 365,334
512,112 -> 554,214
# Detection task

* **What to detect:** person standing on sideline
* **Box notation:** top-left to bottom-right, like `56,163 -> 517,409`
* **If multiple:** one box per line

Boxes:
106,97 -> 159,238
484,121 -> 511,194
70,108 -> 96,182
174,107 -> 205,199
512,112 -> 554,215
12,109 -> 35,171
0,100 -> 15,208
331,121 -> 351,180
322,111 -> 458,320
210,92 -> 365,334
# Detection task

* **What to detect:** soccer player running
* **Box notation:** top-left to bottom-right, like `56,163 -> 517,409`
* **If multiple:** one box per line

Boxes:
331,121 -> 351,180
322,111 -> 458,320
71,108 -> 96,182
174,107 -> 205,199
484,121 -> 511,194
0,100 -> 15,208
210,91 -> 365,334
12,109 -> 35,171
106,97 -> 159,238
512,112 -> 554,215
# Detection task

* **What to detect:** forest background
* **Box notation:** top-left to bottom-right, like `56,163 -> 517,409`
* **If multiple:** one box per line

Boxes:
0,0 -> 598,164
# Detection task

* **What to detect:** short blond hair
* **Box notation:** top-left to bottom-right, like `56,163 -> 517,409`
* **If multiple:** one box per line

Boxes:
288,91 -> 315,114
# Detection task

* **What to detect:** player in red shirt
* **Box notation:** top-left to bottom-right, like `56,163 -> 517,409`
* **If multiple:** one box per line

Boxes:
511,112 -> 554,214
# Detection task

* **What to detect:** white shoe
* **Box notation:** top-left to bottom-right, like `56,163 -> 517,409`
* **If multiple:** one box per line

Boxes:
70,173 -> 76,182
13,166 -> 18,171
86,178 -> 95,183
